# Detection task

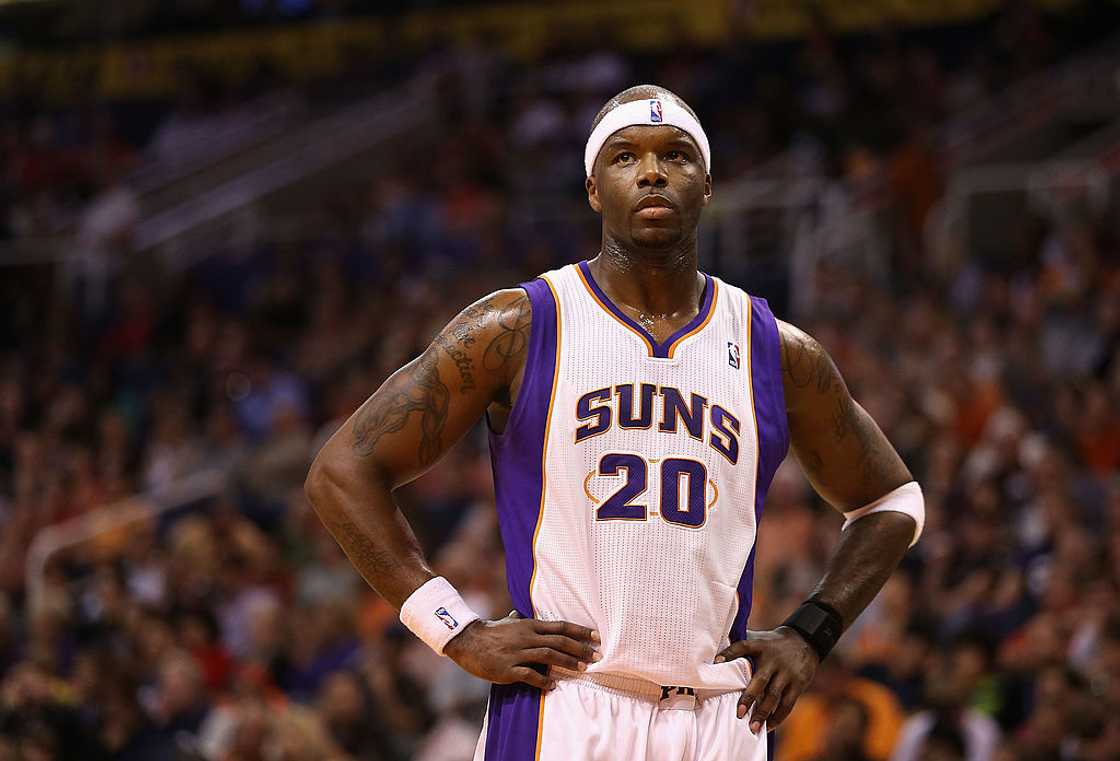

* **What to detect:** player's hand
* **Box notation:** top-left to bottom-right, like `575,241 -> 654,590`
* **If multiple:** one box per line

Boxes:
714,626 -> 819,734
443,610 -> 601,690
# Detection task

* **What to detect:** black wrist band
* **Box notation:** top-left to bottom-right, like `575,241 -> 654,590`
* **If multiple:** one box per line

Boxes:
781,599 -> 845,662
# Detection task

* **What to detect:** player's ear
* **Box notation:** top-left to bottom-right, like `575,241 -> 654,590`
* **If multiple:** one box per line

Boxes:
701,172 -> 712,207
586,175 -> 602,214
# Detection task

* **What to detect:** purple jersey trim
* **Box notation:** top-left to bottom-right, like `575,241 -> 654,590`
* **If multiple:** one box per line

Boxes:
577,260 -> 714,359
730,296 -> 790,642
487,277 -> 559,619
484,682 -> 543,760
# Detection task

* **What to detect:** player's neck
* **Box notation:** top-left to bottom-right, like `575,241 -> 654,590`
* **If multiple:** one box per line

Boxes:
591,238 -> 703,320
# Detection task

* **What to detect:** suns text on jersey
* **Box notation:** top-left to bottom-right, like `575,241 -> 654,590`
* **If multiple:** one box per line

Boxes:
573,383 -> 740,465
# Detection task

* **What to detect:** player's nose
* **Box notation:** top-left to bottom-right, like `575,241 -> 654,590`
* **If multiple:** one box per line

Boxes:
636,152 -> 668,188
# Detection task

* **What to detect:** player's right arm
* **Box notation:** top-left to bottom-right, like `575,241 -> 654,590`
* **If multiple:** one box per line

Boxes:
304,289 -> 599,689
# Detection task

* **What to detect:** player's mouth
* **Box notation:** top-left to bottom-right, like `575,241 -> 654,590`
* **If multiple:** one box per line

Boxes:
633,194 -> 677,219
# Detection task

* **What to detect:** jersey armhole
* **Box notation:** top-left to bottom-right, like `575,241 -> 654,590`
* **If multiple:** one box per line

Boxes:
487,277 -> 559,444
748,295 -> 791,471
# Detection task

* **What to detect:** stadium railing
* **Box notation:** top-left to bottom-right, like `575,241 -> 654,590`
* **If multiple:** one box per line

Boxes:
131,64 -> 449,258
940,32 -> 1120,168
24,468 -> 229,619
929,158 -> 1116,277
702,176 -> 889,316
128,92 -> 305,199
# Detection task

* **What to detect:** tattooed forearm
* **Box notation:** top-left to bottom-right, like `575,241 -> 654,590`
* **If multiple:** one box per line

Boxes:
352,347 -> 449,463
314,491 -> 432,605
306,288 -> 536,616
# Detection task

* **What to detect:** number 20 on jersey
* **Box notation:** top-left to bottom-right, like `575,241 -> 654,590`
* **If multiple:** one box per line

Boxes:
589,453 -> 715,529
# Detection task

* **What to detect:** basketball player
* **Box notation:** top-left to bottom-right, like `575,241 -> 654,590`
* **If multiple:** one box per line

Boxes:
304,85 -> 923,760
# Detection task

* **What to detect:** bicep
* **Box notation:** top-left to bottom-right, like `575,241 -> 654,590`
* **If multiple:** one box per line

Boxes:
780,321 -> 912,512
321,289 -> 529,490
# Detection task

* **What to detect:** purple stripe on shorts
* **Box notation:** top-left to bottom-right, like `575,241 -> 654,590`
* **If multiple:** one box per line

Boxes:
487,277 -> 559,618
730,296 -> 789,642
484,681 -> 543,760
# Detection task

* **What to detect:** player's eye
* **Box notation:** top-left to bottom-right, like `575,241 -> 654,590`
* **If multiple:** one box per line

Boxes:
666,150 -> 688,162
614,152 -> 635,164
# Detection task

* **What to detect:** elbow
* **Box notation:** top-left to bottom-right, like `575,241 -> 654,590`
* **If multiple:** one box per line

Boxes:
304,451 -> 331,514
303,444 -> 394,517
304,445 -> 349,516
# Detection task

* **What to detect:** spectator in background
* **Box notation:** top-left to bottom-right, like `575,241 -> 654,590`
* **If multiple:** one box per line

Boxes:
781,657 -> 905,761
890,636 -> 1001,761
315,670 -> 382,760
145,650 -> 213,748
915,719 -> 967,761
812,697 -> 875,761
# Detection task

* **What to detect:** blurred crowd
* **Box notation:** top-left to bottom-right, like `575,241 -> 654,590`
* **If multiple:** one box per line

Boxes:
5,0 -> 1110,247
5,0 -> 490,44
2,3 -> 1120,761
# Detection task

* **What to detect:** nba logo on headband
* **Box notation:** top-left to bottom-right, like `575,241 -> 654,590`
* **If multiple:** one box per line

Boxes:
584,95 -> 711,176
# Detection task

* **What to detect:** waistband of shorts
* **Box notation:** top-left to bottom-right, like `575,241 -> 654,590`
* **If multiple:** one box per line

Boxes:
549,667 -> 731,709
551,667 -> 664,700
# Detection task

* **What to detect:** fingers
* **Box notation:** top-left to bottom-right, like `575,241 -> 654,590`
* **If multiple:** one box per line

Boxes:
521,647 -> 589,672
534,620 -> 601,644
736,668 -> 770,722
509,666 -> 551,691
743,674 -> 788,735
715,638 -> 762,664
533,634 -> 600,663
768,683 -> 800,729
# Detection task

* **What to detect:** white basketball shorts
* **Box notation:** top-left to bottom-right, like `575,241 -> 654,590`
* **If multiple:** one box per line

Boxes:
472,671 -> 770,761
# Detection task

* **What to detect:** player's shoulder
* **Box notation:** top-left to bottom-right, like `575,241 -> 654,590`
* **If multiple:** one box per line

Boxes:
773,318 -> 842,402
472,287 -> 531,314
447,288 -> 532,345
456,263 -> 582,330
430,288 -> 534,391
774,318 -> 816,356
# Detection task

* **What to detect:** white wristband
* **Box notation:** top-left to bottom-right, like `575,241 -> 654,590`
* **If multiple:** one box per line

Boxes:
841,481 -> 925,547
399,576 -> 481,656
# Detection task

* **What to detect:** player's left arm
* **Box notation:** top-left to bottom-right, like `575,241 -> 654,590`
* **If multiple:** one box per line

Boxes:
717,320 -> 920,733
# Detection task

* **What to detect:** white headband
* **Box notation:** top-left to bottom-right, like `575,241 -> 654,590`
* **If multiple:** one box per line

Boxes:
584,98 -> 711,177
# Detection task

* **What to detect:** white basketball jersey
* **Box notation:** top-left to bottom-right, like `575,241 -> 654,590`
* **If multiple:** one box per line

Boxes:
487,260 -> 788,692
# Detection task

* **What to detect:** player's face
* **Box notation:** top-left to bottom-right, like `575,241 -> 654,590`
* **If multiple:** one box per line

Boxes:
586,125 -> 712,249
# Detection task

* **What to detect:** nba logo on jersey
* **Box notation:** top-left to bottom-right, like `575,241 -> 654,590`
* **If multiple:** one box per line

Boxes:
728,341 -> 740,369
649,99 -> 663,123
434,606 -> 458,630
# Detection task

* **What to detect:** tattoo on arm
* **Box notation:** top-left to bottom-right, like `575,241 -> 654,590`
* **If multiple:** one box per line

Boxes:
431,292 -> 530,392
352,346 -> 449,464
483,294 -> 531,373
780,322 -> 911,505
780,330 -> 834,394
350,290 -> 530,464
433,332 -> 476,392
777,323 -> 915,632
